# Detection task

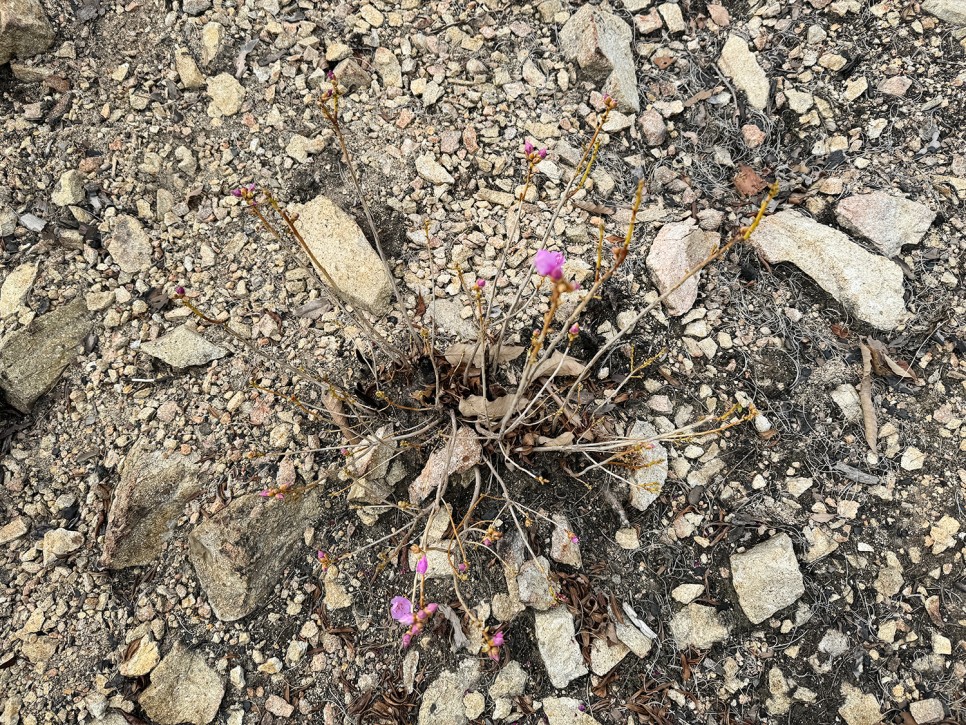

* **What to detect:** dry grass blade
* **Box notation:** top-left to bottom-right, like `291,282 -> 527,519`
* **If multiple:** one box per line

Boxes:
859,340 -> 878,452
442,342 -> 525,368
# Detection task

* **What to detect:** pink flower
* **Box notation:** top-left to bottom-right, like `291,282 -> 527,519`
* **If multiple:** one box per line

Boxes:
475,278 -> 486,288
569,323 -> 579,336
458,562 -> 468,573
401,632 -> 412,648
416,555 -> 428,575
570,534 -> 579,544
175,285 -> 186,296
538,148 -> 547,159
490,631 -> 504,647
524,140 -> 534,156
390,596 -> 415,625
534,249 -> 565,280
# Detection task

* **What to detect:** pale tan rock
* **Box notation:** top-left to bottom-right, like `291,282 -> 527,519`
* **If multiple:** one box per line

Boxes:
718,35 -> 769,110
0,261 -> 38,317
646,219 -> 718,316
751,210 -> 908,330
0,0 -> 55,65
139,643 -> 224,725
291,194 -> 393,314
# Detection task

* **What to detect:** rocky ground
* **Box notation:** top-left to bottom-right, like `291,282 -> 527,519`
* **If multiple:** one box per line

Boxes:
2,0 -> 966,724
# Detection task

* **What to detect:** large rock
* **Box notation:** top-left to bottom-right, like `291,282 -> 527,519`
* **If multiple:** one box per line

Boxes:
106,215 -> 153,273
750,210 -> 908,330
139,643 -> 224,725
717,35 -> 770,111
0,0 -> 55,65
922,0 -> 966,25
544,697 -> 603,724
534,605 -> 588,689
625,420 -> 669,510
559,4 -> 639,112
206,72 -> 245,117
291,194 -> 392,315
0,296 -> 91,412
670,603 -> 731,649
646,220 -> 718,317
373,46 -> 402,88
517,556 -> 560,610
188,489 -> 322,621
0,261 -> 38,317
101,442 -> 202,568
730,533 -> 804,624
838,683 -> 882,725
417,660 -> 481,725
140,324 -> 228,369
834,191 -> 935,257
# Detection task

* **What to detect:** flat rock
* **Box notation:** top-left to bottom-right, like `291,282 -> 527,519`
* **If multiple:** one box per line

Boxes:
188,489 -> 322,621
106,215 -> 153,273
614,618 -> 653,657
291,194 -> 392,314
922,0 -> 966,24
139,643 -> 224,725
373,46 -> 402,87
0,517 -> 28,544
909,698 -> 945,724
140,324 -> 227,369
670,603 -> 731,649
835,191 -> 935,257
101,442 -> 202,568
415,153 -> 455,185
589,637 -> 629,675
206,72 -> 245,117
559,4 -> 639,112
119,637 -> 160,677
0,261 -> 38,317
549,513 -> 582,567
534,605 -> 588,688
0,0 -> 55,65
417,660 -> 480,725
489,660 -> 527,699
175,48 -> 206,89
638,108 -> 667,146
718,35 -> 769,110
750,210 -> 908,330
544,697 -> 602,724
626,420 -> 668,511
646,219 -> 718,316
0,296 -> 92,413
517,555 -> 560,610
838,683 -> 882,725
51,170 -> 85,207
730,533 -> 804,624
42,528 -> 82,566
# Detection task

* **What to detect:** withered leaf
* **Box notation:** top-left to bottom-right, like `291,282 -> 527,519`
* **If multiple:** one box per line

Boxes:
443,342 -> 525,369
734,164 -> 767,196
458,394 -> 528,419
532,351 -> 584,378
864,337 -> 918,382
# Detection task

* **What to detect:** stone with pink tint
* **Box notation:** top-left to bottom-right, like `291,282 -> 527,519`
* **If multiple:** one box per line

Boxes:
646,219 -> 718,316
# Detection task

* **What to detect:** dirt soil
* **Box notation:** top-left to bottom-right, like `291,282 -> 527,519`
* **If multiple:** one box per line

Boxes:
1,0 -> 965,724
